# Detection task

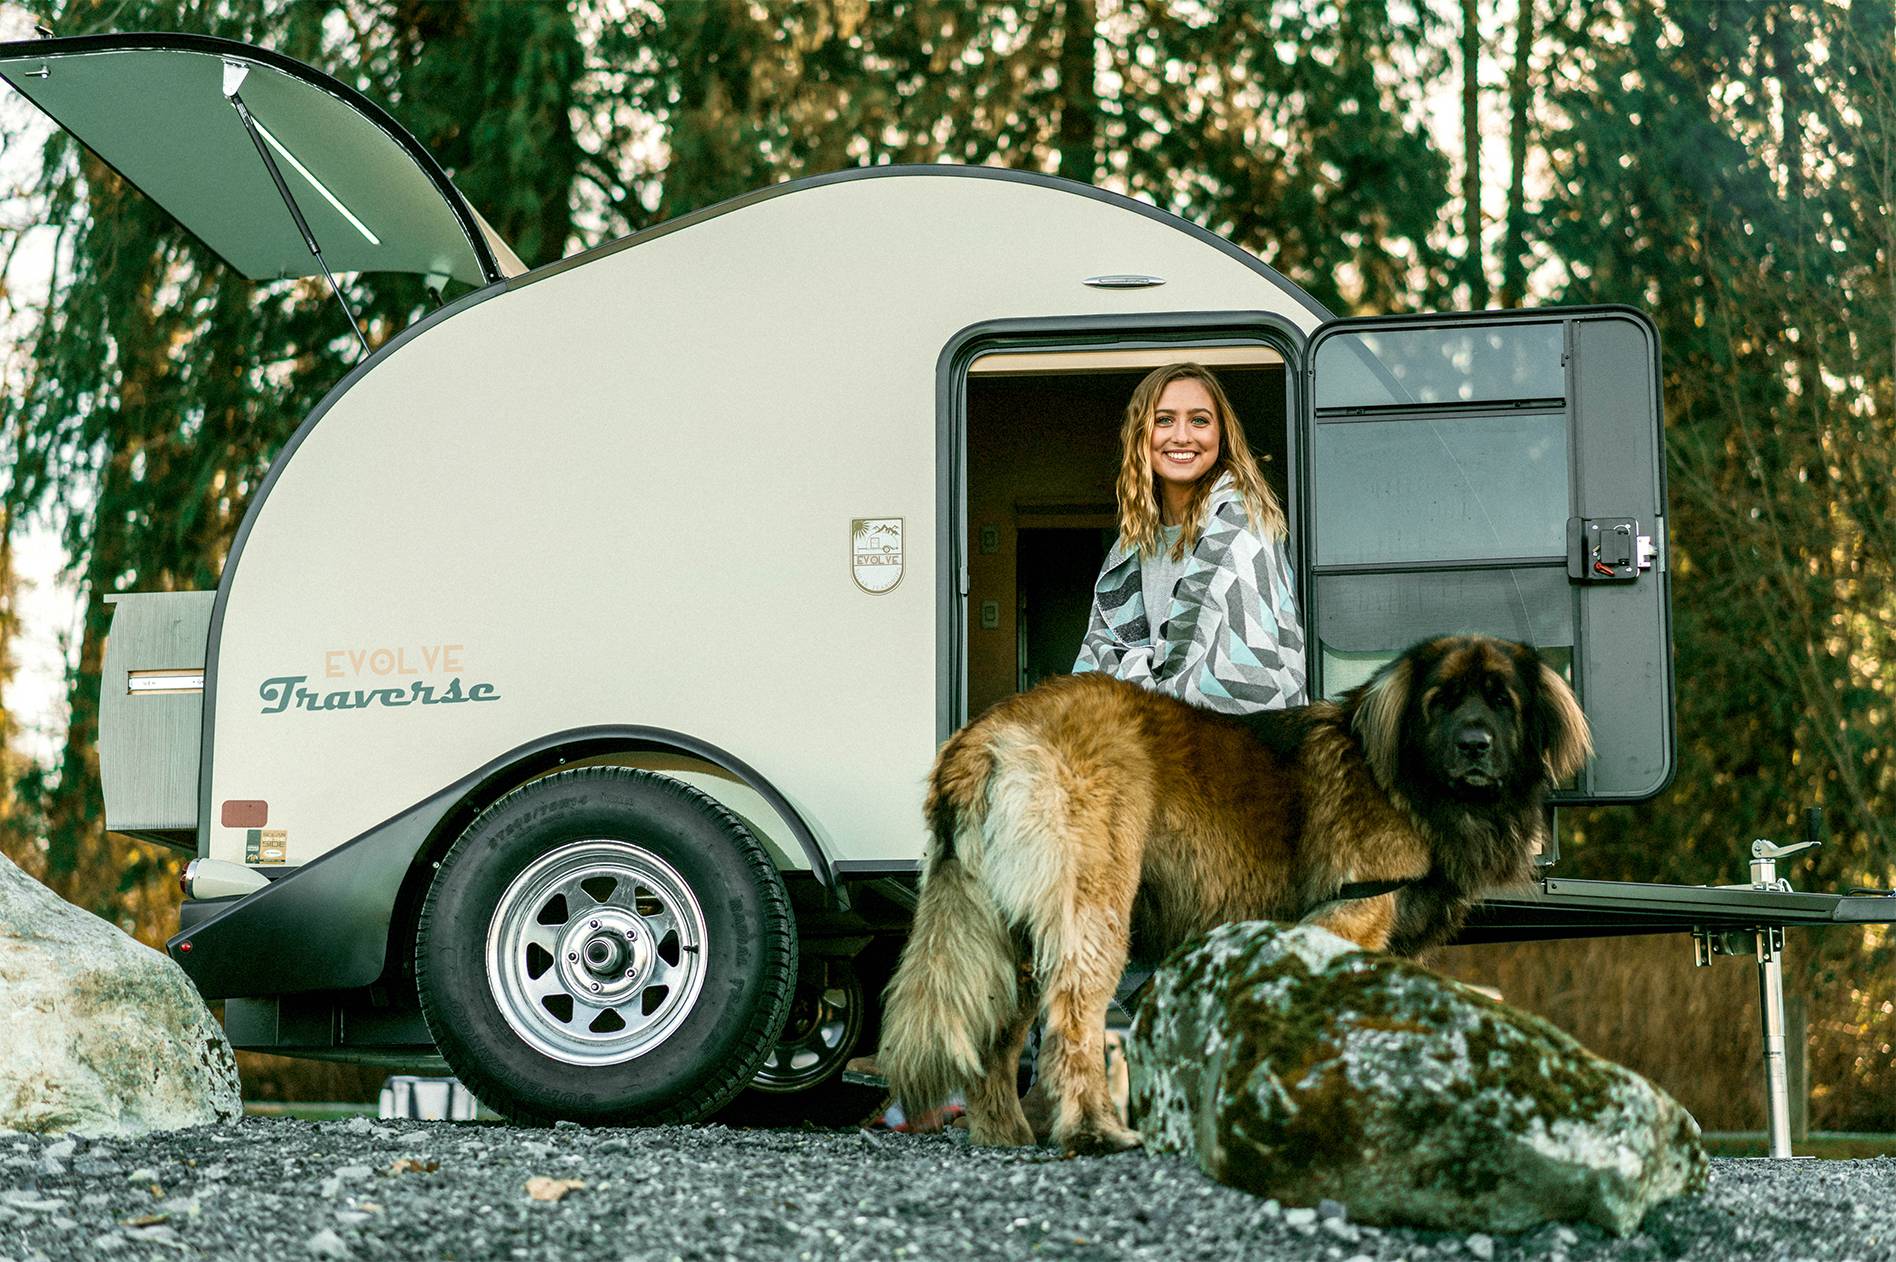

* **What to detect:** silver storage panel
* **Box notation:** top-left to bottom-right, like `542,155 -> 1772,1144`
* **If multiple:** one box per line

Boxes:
100,591 -> 214,832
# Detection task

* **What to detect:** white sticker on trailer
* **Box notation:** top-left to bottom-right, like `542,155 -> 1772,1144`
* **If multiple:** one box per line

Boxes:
851,518 -> 904,594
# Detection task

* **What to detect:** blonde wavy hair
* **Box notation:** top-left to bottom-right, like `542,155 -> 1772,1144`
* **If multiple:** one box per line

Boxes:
1114,362 -> 1285,560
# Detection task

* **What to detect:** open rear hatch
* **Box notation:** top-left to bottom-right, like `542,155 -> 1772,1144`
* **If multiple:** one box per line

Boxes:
0,31 -> 523,286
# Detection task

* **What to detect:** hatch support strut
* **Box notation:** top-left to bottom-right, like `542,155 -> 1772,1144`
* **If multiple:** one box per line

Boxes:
219,61 -> 370,356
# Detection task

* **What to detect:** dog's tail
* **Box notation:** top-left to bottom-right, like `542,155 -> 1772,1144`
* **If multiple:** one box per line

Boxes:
878,730 -> 1022,1117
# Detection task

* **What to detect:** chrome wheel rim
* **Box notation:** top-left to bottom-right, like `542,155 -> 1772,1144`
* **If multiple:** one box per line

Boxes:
749,960 -> 863,1093
485,840 -> 707,1066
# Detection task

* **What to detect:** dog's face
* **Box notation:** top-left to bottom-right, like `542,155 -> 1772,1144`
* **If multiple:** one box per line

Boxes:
1351,636 -> 1592,800
1416,640 -> 1531,793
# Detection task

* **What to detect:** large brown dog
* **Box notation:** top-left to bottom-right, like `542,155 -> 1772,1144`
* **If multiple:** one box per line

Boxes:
878,635 -> 1591,1155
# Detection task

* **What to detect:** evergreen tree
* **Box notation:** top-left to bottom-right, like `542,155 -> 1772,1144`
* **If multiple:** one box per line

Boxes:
1116,0 -> 1457,313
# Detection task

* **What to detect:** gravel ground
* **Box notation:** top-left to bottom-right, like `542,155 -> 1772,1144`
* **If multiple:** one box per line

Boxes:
1,1119 -> 1893,1262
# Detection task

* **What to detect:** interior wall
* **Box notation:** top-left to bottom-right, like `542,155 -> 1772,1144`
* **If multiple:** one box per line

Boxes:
965,365 -> 1288,716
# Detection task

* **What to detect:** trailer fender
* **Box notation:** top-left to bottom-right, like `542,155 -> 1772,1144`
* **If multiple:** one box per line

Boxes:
166,726 -> 839,1000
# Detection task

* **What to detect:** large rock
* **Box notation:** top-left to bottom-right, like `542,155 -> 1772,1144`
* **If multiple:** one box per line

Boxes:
0,855 -> 241,1136
1128,922 -> 1707,1237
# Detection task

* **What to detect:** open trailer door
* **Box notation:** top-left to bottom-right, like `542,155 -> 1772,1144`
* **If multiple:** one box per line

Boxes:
1301,306 -> 1674,804
0,32 -> 520,286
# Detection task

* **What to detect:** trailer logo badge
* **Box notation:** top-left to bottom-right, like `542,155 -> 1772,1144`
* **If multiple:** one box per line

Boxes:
851,518 -> 904,594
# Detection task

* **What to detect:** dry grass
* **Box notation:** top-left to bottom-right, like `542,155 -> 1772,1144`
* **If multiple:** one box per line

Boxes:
1435,931 -> 1896,1133
236,1052 -> 386,1105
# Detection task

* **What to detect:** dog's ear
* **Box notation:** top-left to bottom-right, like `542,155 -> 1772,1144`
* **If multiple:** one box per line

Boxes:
1532,661 -> 1593,783
1350,657 -> 1414,790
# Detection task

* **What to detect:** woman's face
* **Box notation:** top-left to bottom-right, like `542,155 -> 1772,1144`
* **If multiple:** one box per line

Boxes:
1148,376 -> 1221,490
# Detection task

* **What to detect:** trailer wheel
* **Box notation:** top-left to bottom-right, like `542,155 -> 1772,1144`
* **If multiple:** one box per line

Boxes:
716,949 -> 892,1128
415,767 -> 795,1125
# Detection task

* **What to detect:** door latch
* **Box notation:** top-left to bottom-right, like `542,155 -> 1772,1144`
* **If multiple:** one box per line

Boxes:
1568,517 -> 1652,582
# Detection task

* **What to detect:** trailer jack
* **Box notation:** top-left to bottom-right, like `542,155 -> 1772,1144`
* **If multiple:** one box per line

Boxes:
1692,813 -> 1823,1159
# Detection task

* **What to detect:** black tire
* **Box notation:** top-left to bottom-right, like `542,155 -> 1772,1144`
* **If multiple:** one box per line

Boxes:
415,767 -> 796,1125
715,948 -> 893,1129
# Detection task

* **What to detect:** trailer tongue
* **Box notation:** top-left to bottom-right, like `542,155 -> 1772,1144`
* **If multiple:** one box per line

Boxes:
1462,811 -> 1895,1160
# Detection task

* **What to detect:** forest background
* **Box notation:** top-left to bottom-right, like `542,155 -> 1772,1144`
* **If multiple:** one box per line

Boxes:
0,0 -> 1891,1131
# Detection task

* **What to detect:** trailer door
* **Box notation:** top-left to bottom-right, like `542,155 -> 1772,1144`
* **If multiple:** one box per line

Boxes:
1302,307 -> 1673,803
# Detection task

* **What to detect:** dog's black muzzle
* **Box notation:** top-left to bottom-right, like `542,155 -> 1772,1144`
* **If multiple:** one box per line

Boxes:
1440,705 -> 1508,789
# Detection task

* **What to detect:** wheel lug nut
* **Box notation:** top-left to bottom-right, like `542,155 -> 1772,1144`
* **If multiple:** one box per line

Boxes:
589,920 -> 599,929
624,969 -> 634,978
567,952 -> 578,961
625,929 -> 637,941
590,982 -> 601,992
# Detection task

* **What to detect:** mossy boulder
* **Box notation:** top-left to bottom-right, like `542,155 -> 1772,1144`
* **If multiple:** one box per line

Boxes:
1127,922 -> 1707,1236
0,855 -> 241,1136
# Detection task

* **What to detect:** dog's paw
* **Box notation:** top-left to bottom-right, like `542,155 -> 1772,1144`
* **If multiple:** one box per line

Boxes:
1059,1124 -> 1143,1157
967,1113 -> 1036,1148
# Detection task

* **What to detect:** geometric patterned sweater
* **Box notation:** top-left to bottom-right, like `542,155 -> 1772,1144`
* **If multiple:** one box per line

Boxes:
1072,473 -> 1308,713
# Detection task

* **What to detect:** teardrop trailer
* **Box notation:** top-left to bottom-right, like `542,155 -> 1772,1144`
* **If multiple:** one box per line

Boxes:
6,33 -> 1893,1146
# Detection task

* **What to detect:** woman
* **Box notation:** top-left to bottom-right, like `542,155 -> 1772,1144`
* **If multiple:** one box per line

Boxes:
1073,362 -> 1306,711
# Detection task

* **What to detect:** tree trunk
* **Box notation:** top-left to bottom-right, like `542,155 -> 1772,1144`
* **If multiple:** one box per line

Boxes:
1500,0 -> 1534,308
1057,0 -> 1098,182
1462,0 -> 1486,307
1769,4 -> 1802,206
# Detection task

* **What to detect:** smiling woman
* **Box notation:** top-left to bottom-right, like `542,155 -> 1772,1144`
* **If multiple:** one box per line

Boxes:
1073,362 -> 1307,714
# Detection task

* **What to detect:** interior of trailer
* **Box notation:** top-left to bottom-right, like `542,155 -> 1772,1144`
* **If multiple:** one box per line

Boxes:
961,344 -> 1289,718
